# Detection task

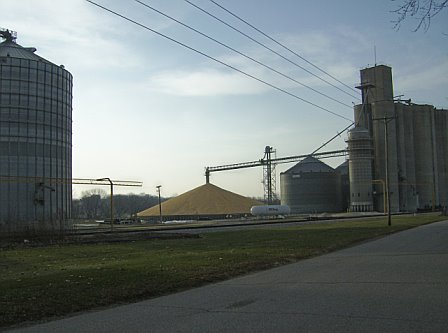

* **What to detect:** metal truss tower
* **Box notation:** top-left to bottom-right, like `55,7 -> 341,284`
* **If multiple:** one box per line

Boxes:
262,146 -> 277,204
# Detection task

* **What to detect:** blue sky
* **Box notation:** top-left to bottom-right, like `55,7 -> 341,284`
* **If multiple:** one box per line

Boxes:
1,0 -> 447,199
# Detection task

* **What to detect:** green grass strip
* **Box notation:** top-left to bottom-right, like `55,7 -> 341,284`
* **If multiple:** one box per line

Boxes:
0,215 -> 445,327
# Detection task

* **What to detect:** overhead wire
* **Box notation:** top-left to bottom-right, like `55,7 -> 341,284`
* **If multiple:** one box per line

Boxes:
184,0 -> 359,153
311,86 -> 372,154
184,0 -> 359,100
85,0 -> 353,122
134,0 -> 353,109
206,0 -> 360,97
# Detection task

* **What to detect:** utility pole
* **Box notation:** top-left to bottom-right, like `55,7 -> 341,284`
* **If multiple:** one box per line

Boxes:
373,116 -> 395,226
156,185 -> 163,223
384,116 -> 392,226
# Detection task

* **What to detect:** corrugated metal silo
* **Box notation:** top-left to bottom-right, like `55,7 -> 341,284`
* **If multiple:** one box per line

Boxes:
0,30 -> 73,232
336,160 -> 350,212
280,156 -> 341,214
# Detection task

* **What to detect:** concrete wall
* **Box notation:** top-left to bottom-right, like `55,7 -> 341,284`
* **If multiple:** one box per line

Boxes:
434,109 -> 448,208
412,105 -> 438,209
371,101 -> 400,212
395,103 -> 418,211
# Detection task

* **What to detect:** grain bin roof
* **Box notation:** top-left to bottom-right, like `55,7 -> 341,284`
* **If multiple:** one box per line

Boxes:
0,39 -> 51,63
282,156 -> 334,174
137,183 -> 263,217
336,160 -> 349,175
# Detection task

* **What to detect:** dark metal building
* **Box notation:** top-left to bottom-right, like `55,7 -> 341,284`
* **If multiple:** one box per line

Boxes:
0,29 -> 73,232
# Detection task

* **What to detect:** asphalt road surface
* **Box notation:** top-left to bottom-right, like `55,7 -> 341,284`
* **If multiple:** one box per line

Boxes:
6,220 -> 448,333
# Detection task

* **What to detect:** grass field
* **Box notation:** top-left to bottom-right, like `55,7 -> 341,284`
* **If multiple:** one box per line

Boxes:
0,214 -> 445,328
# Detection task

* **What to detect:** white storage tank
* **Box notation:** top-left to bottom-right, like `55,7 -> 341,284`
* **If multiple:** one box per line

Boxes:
250,205 -> 290,216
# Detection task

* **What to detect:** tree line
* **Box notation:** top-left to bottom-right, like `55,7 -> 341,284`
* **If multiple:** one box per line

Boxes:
72,189 -> 166,220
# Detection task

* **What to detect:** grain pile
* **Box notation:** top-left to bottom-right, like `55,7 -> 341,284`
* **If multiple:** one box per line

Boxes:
137,183 -> 262,218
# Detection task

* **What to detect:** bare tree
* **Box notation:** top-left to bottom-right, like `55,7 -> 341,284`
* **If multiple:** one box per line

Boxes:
392,0 -> 448,31
72,192 -> 163,219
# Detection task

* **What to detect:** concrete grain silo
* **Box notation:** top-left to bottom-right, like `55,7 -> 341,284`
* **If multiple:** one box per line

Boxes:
434,108 -> 448,207
412,105 -> 438,209
0,29 -> 73,233
395,102 -> 418,212
370,101 -> 400,212
280,156 -> 341,214
352,64 -> 447,212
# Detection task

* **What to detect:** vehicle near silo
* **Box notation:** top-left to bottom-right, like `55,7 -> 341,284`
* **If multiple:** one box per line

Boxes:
0,29 -> 73,233
250,205 -> 291,217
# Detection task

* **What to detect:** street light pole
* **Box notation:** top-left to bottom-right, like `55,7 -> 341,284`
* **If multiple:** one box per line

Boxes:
384,117 -> 392,226
96,178 -> 114,231
156,185 -> 162,223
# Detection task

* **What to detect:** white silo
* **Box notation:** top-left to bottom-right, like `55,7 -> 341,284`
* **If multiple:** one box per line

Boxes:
346,127 -> 373,212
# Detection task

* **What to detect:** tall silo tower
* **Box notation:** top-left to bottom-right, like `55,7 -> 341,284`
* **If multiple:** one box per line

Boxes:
346,127 -> 374,212
355,65 -> 400,212
352,64 -> 447,212
412,104 -> 439,209
0,29 -> 73,233
434,108 -> 448,208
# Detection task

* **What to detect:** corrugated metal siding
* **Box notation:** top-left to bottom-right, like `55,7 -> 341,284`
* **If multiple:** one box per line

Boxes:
0,39 -> 72,232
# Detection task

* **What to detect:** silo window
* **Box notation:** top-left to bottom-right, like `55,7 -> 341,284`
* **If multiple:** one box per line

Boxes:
358,193 -> 360,197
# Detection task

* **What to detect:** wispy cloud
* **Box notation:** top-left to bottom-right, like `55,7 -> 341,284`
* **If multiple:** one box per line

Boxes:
144,28 -> 365,98
395,58 -> 448,106
147,69 -> 269,96
1,0 -> 145,69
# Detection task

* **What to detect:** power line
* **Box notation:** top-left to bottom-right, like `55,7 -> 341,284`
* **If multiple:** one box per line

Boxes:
184,0 -> 359,100
85,0 -> 353,122
311,122 -> 353,154
134,0 -> 352,109
206,0 -> 360,97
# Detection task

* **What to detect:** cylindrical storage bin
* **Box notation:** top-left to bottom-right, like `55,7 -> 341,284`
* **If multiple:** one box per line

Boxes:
346,127 -> 373,212
280,156 -> 342,214
0,31 -> 72,232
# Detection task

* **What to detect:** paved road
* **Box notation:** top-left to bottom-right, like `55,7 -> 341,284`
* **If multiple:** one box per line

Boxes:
6,220 -> 448,333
